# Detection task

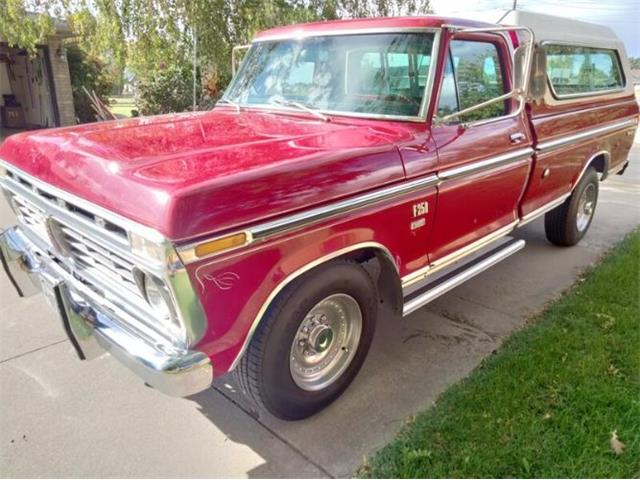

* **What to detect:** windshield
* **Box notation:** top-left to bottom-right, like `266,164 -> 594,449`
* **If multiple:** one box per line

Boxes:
224,32 -> 436,119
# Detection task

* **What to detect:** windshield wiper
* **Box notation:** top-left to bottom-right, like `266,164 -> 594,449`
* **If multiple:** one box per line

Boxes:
216,98 -> 241,112
271,98 -> 329,122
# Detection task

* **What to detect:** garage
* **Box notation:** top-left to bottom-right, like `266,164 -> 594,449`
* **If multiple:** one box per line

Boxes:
0,20 -> 76,142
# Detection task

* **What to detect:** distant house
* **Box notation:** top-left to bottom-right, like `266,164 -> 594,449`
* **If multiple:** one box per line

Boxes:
0,19 -> 76,137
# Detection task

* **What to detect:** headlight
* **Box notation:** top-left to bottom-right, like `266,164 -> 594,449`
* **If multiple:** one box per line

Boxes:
143,275 -> 172,321
139,273 -> 185,342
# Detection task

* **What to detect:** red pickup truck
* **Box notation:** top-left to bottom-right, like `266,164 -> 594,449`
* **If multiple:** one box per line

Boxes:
1,11 -> 637,419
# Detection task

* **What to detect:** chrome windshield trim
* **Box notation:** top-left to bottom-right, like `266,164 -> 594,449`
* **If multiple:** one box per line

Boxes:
224,28 -> 441,124
536,118 -> 637,153
439,148 -> 533,180
216,103 -> 428,123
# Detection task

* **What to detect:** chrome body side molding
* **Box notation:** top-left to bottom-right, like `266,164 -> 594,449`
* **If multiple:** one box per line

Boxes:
251,174 -> 440,239
518,193 -> 571,227
536,118 -> 637,153
401,221 -> 519,288
178,174 -> 440,264
179,149 -> 533,264
403,238 -> 525,316
439,148 -> 533,180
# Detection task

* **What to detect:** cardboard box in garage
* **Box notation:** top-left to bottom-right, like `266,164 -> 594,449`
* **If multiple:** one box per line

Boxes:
1,106 -> 26,129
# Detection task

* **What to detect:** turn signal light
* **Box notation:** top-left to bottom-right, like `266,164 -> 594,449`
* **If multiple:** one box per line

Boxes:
194,232 -> 249,257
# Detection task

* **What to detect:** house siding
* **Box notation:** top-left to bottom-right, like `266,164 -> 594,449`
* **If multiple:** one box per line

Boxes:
47,37 -> 75,126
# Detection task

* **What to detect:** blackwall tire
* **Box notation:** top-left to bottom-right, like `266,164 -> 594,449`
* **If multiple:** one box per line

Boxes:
545,167 -> 599,247
235,259 -> 377,420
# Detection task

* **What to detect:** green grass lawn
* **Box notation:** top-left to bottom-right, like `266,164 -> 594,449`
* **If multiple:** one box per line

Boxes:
361,230 -> 640,478
109,95 -> 137,118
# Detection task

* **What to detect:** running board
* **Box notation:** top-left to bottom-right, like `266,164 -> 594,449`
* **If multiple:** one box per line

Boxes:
403,237 -> 525,316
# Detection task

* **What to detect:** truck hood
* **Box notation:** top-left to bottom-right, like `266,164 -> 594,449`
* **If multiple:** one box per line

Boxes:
0,109 -> 405,241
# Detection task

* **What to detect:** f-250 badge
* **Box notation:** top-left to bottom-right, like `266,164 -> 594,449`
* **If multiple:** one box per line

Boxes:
411,201 -> 428,230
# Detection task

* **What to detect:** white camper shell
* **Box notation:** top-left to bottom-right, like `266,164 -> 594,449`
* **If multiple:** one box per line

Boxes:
497,10 -> 635,106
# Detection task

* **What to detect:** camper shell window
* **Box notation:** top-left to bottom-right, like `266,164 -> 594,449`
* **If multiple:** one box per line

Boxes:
544,44 -> 625,98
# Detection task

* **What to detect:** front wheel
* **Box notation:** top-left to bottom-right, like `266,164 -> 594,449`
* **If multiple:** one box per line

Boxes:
235,260 -> 377,420
545,167 -> 599,246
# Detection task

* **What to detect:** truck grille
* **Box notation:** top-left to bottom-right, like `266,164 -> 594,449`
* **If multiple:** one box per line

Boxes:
1,165 -> 184,347
5,169 -> 128,242
10,193 -> 50,244
8,189 -> 144,303
58,225 -> 143,300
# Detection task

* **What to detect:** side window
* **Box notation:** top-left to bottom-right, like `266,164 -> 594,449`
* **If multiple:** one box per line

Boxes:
437,51 -> 459,117
545,45 -> 624,96
448,39 -> 508,121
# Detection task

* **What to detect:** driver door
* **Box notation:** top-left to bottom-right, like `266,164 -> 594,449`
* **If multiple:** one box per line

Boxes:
429,33 -> 533,263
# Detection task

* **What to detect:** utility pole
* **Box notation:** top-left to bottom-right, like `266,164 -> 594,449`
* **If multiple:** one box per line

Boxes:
513,0 -> 517,9
193,24 -> 198,111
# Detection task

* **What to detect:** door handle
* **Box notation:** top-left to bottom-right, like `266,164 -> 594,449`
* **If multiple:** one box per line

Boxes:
509,132 -> 526,144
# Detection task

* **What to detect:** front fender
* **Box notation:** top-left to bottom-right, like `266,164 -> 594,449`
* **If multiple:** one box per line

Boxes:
183,185 -> 437,376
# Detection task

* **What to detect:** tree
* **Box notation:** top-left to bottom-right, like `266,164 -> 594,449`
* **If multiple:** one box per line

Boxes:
0,0 -> 56,54
1,0 -> 433,113
66,44 -> 115,122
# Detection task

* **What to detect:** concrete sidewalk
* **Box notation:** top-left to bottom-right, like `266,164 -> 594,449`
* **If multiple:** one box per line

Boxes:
1,147 -> 638,478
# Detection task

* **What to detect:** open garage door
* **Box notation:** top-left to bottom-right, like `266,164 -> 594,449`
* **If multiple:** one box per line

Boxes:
1,45 -> 58,134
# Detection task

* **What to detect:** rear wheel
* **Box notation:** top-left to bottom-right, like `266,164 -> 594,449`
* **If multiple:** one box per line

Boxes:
235,259 -> 377,420
545,167 -> 599,246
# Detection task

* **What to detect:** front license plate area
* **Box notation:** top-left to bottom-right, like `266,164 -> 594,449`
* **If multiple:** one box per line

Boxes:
40,276 -> 59,310
39,278 -> 88,360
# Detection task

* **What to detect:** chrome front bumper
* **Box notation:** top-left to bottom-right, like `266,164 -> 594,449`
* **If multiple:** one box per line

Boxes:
0,226 -> 213,397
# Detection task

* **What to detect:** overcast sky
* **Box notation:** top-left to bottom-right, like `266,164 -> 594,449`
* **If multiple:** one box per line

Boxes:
430,0 -> 640,57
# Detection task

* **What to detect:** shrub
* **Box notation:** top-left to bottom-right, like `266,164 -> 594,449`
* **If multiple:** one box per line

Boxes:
136,64 -> 201,115
66,44 -> 114,123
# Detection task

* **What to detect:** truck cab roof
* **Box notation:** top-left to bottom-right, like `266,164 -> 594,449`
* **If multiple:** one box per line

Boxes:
254,15 -> 496,41
255,10 -> 628,54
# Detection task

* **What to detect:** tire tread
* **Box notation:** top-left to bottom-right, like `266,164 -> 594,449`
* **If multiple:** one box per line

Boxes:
235,258 -> 374,416
544,167 -> 598,247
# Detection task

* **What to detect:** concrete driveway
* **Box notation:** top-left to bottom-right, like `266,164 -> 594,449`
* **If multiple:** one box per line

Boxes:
1,146 -> 638,478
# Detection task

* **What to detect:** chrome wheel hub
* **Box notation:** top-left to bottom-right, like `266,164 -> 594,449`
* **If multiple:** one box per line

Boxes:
576,183 -> 596,232
290,293 -> 362,391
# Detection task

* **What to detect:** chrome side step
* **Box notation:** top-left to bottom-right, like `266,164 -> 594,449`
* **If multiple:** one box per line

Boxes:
402,237 -> 525,316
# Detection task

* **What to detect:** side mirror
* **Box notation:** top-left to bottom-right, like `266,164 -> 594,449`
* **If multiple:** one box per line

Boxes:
513,44 -> 528,93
